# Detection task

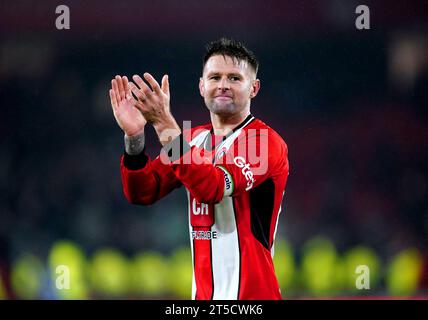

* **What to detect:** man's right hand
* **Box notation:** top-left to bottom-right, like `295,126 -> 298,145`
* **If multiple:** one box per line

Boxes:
110,75 -> 147,137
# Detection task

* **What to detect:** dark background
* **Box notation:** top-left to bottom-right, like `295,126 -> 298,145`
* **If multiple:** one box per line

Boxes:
0,0 -> 427,299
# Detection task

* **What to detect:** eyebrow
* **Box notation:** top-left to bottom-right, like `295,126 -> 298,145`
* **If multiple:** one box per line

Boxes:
206,72 -> 243,77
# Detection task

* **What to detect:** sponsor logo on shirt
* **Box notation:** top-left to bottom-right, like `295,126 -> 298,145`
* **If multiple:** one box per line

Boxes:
192,198 -> 209,215
190,197 -> 214,227
224,171 -> 232,192
233,156 -> 255,191
217,166 -> 233,197
191,230 -> 218,240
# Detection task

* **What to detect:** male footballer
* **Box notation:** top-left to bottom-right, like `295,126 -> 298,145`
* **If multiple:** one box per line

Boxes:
109,38 -> 289,300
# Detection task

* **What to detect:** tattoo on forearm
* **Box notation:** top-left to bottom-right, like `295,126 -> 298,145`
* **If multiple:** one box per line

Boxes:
124,132 -> 145,155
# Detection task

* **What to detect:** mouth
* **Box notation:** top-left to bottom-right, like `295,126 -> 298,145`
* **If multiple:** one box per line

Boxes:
214,96 -> 233,101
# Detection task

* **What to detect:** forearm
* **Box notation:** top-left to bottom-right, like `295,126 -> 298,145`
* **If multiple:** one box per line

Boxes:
161,134 -> 225,204
123,131 -> 148,171
121,148 -> 182,205
124,131 -> 145,155
153,116 -> 181,146
121,156 -> 176,205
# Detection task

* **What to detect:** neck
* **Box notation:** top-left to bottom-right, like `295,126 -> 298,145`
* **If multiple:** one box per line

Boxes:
210,109 -> 251,136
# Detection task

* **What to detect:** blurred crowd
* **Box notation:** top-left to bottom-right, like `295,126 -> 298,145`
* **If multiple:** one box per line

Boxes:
1,0 -> 427,299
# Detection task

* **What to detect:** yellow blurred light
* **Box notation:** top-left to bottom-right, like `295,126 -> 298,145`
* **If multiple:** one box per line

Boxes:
0,276 -> 6,299
56,280 -> 89,300
343,246 -> 381,292
387,248 -> 423,297
167,247 -> 192,299
273,239 -> 296,294
49,240 -> 87,279
48,240 -> 89,299
89,248 -> 130,297
301,236 -> 341,296
11,254 -> 44,299
131,251 -> 169,297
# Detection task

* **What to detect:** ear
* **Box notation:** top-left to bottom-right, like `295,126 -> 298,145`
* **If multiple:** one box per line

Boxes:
250,79 -> 261,98
199,77 -> 205,97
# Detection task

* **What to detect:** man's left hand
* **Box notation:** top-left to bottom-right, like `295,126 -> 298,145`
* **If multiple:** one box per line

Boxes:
129,73 -> 181,145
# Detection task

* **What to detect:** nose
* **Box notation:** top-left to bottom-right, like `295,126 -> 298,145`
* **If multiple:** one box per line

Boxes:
218,77 -> 230,91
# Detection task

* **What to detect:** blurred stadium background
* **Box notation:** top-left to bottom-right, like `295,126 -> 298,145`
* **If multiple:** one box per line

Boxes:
0,0 -> 427,299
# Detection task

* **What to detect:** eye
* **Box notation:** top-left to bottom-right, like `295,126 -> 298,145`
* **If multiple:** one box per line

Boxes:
210,76 -> 220,80
230,76 -> 240,81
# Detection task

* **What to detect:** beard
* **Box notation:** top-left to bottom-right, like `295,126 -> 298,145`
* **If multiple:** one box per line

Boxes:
205,99 -> 239,116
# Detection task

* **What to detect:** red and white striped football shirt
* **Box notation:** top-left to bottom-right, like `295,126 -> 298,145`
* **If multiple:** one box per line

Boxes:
121,114 -> 289,300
